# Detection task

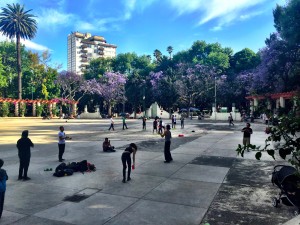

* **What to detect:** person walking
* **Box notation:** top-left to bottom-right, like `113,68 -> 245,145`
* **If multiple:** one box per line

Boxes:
158,119 -> 163,134
108,117 -> 115,131
153,119 -> 158,133
228,113 -> 234,126
58,126 -> 69,162
122,116 -> 128,130
0,159 -> 8,219
180,115 -> 185,128
171,115 -> 175,128
142,117 -> 146,130
161,124 -> 173,163
242,123 -> 253,152
121,143 -> 137,183
17,130 -> 34,181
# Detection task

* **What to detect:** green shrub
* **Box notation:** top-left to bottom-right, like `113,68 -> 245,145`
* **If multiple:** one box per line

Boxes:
0,102 -> 10,117
36,104 -> 44,117
19,103 -> 27,117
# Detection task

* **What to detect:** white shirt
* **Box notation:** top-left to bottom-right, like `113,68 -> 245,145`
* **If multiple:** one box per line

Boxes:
110,118 -> 114,124
58,131 -> 66,144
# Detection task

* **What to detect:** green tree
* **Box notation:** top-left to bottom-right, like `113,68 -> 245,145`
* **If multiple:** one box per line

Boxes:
231,48 -> 260,74
167,46 -> 173,59
273,0 -> 300,46
0,3 -> 37,100
153,49 -> 162,63
0,56 -> 7,95
84,57 -> 112,80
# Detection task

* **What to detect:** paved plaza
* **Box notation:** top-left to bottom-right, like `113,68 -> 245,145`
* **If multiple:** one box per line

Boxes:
0,117 -> 299,225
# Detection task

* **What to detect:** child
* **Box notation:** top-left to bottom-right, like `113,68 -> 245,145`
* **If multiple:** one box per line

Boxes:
0,159 -> 8,219
121,143 -> 137,183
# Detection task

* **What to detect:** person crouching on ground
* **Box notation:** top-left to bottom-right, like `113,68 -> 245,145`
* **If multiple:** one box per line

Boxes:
121,143 -> 137,183
17,130 -> 34,181
0,159 -> 8,219
161,124 -> 173,163
103,138 -> 116,152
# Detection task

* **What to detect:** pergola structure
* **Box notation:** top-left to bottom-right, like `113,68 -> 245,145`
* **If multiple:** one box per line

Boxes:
0,98 -> 78,117
245,91 -> 297,112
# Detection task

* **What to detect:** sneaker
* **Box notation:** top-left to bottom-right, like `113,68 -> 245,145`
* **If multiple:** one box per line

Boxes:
127,177 -> 131,181
23,177 -> 31,181
18,176 -> 23,180
122,179 -> 126,183
164,161 -> 170,163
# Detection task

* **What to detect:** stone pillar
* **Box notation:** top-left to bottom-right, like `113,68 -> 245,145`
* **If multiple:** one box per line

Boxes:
84,105 -> 88,113
279,97 -> 285,108
52,103 -> 56,117
14,102 -> 19,117
250,100 -> 254,112
232,103 -> 236,120
37,102 -> 41,117
267,100 -> 271,110
32,102 -> 36,117
49,103 -> 53,117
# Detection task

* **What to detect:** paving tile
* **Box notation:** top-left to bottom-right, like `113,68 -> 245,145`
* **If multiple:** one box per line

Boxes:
144,178 -> 220,208
0,210 -> 27,225
10,216 -> 73,225
203,183 -> 292,225
171,164 -> 229,183
34,192 -> 138,225
106,199 -> 206,225
190,155 -> 236,168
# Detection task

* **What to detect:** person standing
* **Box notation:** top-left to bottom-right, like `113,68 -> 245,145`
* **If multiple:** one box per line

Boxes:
122,116 -> 128,130
121,143 -> 137,183
171,115 -> 175,128
142,117 -> 146,130
161,124 -> 173,163
17,130 -> 34,181
0,159 -> 8,219
158,119 -> 163,134
58,126 -> 68,162
242,123 -> 253,152
173,115 -> 177,129
108,117 -> 115,131
180,115 -> 185,128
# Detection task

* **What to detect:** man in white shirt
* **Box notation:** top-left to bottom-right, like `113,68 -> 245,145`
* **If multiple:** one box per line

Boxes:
58,126 -> 66,162
108,117 -> 115,131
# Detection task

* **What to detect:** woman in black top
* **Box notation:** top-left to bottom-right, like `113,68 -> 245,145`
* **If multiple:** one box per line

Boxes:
121,143 -> 137,183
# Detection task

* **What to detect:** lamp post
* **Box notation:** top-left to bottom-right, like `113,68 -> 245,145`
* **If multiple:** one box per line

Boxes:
214,76 -> 217,120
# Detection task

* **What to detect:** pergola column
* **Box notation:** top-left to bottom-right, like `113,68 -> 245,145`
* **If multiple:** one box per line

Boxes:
32,102 -> 36,116
14,102 -> 19,117
72,103 -> 77,116
279,97 -> 285,108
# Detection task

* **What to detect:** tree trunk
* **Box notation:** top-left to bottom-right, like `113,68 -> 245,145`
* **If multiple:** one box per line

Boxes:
16,34 -> 22,100
108,101 -> 112,116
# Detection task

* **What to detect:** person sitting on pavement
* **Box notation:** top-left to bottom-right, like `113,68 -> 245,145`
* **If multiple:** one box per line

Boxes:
103,138 -> 115,152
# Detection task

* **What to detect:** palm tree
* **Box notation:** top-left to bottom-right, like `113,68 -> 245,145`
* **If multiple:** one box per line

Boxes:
167,46 -> 173,59
0,3 -> 37,100
153,49 -> 162,63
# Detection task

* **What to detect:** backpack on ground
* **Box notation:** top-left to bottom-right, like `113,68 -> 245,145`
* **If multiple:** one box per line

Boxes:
77,160 -> 88,172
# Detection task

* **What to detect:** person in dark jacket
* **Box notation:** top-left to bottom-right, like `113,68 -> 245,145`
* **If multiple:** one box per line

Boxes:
16,130 -> 34,181
0,159 -> 8,219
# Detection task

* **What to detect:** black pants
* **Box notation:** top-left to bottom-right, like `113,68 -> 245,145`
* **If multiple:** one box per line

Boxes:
181,121 -> 184,128
164,141 -> 172,162
109,123 -> 114,130
143,123 -> 146,130
123,123 -> 128,129
0,191 -> 5,218
58,144 -> 65,161
19,157 -> 30,179
121,152 -> 131,180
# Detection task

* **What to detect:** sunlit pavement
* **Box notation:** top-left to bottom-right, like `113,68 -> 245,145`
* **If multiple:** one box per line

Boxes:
0,117 -> 298,225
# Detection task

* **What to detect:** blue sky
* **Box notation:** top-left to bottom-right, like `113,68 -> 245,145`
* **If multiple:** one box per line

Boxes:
0,0 -> 286,70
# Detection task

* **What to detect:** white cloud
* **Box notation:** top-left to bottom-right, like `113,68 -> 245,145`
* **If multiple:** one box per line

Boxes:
167,0 -> 272,29
36,8 -> 75,30
22,39 -> 50,52
0,33 -> 50,52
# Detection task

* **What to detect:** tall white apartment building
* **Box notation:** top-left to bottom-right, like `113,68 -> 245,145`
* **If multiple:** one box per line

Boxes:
67,32 -> 117,75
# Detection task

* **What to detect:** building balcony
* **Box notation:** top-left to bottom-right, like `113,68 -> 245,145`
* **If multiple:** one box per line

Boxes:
98,52 -> 104,55
81,44 -> 88,48
98,46 -> 104,51
81,59 -> 88,62
81,54 -> 87,58
81,49 -> 87,53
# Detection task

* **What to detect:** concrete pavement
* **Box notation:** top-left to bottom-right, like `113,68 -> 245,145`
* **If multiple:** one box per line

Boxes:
0,118 -> 298,225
